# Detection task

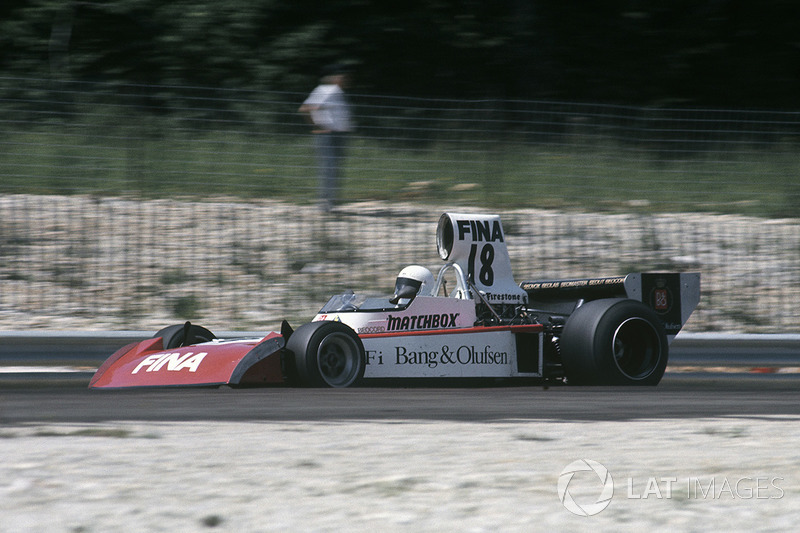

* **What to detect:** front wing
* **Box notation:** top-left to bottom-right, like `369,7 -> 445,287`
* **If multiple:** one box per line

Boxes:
88,333 -> 285,388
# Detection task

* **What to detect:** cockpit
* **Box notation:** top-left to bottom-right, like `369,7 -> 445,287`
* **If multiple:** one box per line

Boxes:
318,263 -> 470,314
319,290 -> 409,314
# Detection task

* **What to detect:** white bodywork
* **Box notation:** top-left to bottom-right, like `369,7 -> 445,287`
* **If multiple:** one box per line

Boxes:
361,329 -> 527,378
313,294 -> 543,379
316,296 -> 477,335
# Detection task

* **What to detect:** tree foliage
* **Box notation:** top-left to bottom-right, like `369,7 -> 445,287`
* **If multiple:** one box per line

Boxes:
1,0 -> 797,107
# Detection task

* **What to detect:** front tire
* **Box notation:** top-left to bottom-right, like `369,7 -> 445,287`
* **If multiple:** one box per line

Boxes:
560,298 -> 668,385
285,321 -> 366,387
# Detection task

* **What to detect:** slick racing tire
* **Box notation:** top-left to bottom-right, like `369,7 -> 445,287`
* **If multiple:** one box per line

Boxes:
155,323 -> 217,349
286,321 -> 366,388
560,298 -> 668,386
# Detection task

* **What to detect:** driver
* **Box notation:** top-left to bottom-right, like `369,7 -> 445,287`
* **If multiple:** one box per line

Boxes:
389,265 -> 434,304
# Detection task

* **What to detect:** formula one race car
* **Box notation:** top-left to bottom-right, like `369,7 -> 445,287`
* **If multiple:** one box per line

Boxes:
90,212 -> 700,388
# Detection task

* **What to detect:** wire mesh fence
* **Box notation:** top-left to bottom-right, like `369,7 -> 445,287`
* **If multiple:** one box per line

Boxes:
1,77 -> 799,332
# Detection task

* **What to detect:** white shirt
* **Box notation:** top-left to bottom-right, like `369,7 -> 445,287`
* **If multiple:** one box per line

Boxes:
303,84 -> 353,132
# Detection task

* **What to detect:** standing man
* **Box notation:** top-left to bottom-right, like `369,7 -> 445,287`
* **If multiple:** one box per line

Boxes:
299,64 -> 353,212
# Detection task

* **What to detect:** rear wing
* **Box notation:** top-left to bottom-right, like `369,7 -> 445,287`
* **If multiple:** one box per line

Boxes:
520,273 -> 700,340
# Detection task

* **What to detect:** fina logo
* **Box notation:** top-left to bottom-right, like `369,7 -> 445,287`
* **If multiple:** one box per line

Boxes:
557,459 -> 614,516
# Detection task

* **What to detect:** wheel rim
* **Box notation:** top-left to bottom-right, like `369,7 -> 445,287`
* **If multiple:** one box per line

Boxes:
316,332 -> 361,387
611,318 -> 661,380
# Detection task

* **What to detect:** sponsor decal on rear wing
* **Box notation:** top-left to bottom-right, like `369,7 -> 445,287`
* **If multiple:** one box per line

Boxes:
624,273 -> 700,337
521,272 -> 700,339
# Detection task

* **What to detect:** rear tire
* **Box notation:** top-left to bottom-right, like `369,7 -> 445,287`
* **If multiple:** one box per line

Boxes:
154,323 -> 216,349
560,298 -> 668,385
285,321 -> 366,388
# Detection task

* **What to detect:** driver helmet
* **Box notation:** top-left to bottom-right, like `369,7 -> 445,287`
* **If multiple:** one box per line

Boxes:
390,265 -> 435,303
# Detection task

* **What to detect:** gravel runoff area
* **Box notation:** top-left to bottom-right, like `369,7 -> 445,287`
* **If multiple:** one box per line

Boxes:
1,417 -> 797,532
1,194 -> 799,333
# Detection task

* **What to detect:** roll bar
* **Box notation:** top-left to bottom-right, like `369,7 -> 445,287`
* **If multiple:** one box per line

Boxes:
432,262 -> 472,299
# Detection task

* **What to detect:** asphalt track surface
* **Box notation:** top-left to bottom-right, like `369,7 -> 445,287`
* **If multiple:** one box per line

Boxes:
2,334 -> 799,424
2,374 -> 799,424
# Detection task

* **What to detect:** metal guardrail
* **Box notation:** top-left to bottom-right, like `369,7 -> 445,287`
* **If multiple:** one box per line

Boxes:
2,332 -> 799,369
668,333 -> 800,367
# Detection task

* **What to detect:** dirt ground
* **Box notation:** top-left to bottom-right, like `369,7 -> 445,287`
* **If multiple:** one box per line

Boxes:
1,418 -> 797,532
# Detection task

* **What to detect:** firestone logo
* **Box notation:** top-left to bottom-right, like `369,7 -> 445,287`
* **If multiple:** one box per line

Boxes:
557,459 -> 614,516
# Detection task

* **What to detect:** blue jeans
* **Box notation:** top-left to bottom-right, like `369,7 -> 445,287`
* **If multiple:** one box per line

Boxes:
315,132 -> 347,211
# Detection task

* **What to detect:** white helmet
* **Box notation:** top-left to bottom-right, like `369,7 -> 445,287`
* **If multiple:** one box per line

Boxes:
390,265 -> 435,304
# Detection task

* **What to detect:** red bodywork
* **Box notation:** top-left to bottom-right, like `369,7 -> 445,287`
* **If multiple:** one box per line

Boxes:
88,332 -> 286,388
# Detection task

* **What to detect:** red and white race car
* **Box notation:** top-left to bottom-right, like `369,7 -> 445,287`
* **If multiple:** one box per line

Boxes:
90,212 -> 700,388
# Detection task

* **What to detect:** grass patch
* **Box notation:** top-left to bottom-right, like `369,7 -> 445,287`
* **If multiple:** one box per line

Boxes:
1,125 -> 798,218
29,427 -> 161,439
172,294 -> 202,319
160,269 -> 188,285
514,433 -> 556,442
698,426 -> 749,439
200,515 -> 224,528
34,428 -> 134,438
